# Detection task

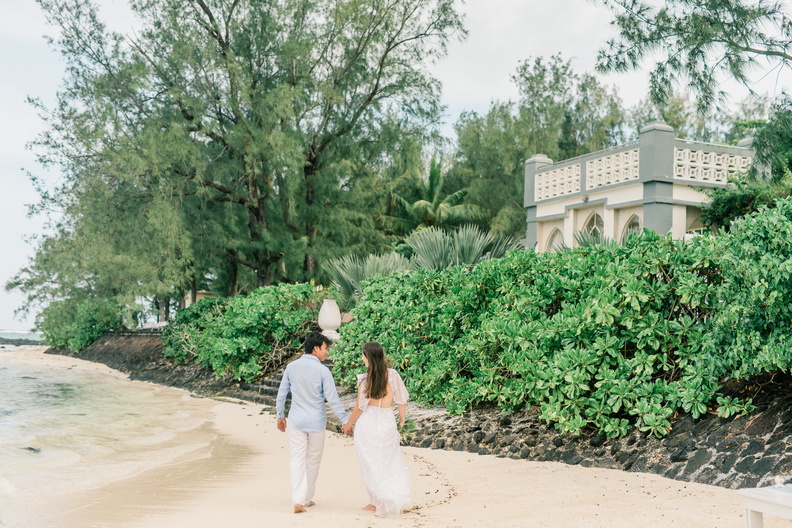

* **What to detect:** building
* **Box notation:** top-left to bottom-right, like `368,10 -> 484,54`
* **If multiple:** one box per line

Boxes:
523,122 -> 753,251
183,290 -> 217,308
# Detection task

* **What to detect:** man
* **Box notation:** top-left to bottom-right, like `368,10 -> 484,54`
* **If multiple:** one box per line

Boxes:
276,332 -> 349,513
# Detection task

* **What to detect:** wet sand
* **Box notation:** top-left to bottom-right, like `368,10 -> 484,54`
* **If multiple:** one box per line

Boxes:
3,347 -> 792,528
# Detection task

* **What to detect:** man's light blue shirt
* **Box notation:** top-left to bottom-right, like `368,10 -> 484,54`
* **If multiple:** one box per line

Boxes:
276,354 -> 348,433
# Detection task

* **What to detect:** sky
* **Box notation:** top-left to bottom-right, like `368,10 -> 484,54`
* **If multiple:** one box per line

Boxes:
1,0 -> 789,331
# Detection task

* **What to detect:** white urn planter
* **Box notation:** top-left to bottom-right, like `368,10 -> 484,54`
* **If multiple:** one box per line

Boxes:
318,299 -> 342,341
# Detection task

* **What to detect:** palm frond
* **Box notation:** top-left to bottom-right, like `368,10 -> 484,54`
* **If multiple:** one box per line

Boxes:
405,227 -> 456,270
486,234 -> 524,259
453,224 -> 493,265
374,213 -> 417,233
436,202 -> 486,225
364,252 -> 411,278
441,188 -> 469,207
573,229 -> 614,248
321,254 -> 365,304
427,156 -> 444,206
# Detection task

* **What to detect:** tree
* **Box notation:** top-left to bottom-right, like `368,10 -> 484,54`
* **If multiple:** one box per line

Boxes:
387,156 -> 485,232
701,97 -> 792,229
30,0 -> 465,288
596,0 -> 792,111
627,91 -> 722,141
12,0 -> 465,332
750,97 -> 792,180
514,56 -> 624,160
450,55 -> 626,238
8,166 -> 196,327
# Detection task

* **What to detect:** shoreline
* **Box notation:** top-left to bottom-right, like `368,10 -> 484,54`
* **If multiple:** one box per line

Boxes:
48,330 -> 792,491
3,347 -> 791,527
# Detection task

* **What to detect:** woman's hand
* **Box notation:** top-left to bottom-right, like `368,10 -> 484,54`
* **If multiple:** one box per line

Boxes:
341,422 -> 354,435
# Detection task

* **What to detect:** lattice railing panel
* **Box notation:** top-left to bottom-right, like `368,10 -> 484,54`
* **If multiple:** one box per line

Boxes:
674,148 -> 751,184
535,164 -> 581,200
585,149 -> 640,189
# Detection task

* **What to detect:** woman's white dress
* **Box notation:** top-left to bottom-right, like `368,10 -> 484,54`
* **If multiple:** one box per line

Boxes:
354,369 -> 411,518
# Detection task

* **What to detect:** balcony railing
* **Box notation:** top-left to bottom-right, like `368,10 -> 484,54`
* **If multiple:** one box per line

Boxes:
526,123 -> 753,205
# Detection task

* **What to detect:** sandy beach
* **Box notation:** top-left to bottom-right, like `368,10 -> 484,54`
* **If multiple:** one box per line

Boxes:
2,347 -> 791,528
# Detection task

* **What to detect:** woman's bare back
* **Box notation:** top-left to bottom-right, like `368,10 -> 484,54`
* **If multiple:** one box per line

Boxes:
367,383 -> 394,408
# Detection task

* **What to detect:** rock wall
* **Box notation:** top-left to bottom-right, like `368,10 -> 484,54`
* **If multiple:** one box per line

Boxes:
49,330 -> 234,396
50,331 -> 792,490
406,400 -> 792,489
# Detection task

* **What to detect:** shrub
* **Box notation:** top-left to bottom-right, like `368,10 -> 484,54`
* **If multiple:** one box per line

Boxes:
334,232 -> 723,437
38,297 -> 124,352
162,283 -> 328,381
707,198 -> 792,378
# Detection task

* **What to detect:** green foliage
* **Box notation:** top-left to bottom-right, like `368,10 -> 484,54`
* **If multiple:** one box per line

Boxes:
16,0 -> 465,332
624,90 -> 767,142
572,229 -> 614,248
703,98 -> 792,230
405,224 -> 522,271
750,97 -> 792,181
333,203 -> 792,438
705,198 -> 792,379
38,297 -> 125,352
321,253 -> 412,308
399,416 -> 417,445
715,395 -> 755,418
597,0 -> 792,112
386,156 -> 485,233
451,54 -> 626,238
702,173 -> 792,230
322,225 -> 519,306
162,283 -> 326,382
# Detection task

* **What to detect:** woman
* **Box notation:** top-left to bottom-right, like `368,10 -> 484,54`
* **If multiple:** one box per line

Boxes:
341,341 -> 411,518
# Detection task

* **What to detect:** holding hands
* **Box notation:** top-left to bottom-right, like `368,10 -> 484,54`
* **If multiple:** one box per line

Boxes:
342,418 -> 403,436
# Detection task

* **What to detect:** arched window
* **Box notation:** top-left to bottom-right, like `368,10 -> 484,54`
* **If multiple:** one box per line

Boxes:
583,213 -> 604,236
546,229 -> 564,252
621,215 -> 642,241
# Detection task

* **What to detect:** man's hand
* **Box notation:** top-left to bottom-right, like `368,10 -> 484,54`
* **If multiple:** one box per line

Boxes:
277,418 -> 287,432
341,422 -> 353,435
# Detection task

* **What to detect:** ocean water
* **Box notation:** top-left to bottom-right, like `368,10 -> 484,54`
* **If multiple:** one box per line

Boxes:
0,353 -> 218,526
0,331 -> 42,343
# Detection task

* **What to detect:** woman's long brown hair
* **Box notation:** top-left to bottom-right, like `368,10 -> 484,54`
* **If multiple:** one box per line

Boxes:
362,341 -> 388,399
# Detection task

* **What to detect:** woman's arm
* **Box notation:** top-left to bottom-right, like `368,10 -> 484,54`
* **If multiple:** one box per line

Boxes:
397,403 -> 406,428
341,389 -> 365,435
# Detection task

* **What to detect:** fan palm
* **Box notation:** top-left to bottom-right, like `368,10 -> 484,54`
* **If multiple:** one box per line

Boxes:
406,225 -> 523,270
321,252 -> 411,307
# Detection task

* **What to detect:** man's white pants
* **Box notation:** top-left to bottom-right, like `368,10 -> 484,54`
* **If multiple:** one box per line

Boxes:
287,424 -> 326,506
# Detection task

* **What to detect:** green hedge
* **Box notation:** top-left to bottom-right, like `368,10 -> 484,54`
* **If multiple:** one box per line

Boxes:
38,297 -> 125,352
332,199 -> 792,438
162,283 -> 327,381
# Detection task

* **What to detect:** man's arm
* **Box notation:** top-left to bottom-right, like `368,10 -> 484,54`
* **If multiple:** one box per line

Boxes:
323,369 -> 349,425
275,368 -> 290,432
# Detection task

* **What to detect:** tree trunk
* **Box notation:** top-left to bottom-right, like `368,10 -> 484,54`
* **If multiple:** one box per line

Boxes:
226,256 -> 238,296
190,277 -> 197,304
303,162 -> 318,278
158,296 -> 170,322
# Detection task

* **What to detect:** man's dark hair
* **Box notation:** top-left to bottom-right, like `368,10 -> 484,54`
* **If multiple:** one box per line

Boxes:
304,332 -> 331,354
